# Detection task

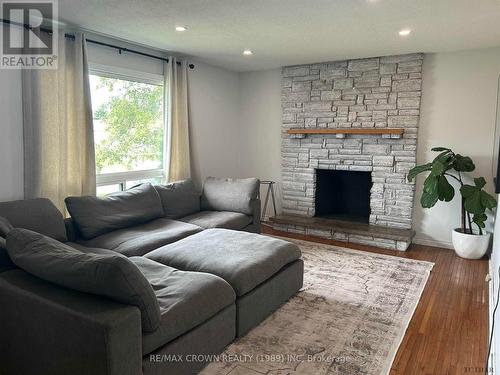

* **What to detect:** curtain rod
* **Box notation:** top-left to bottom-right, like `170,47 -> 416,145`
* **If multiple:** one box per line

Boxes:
0,19 -> 195,69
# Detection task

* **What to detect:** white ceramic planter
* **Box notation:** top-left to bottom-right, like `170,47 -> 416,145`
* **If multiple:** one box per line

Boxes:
451,228 -> 491,259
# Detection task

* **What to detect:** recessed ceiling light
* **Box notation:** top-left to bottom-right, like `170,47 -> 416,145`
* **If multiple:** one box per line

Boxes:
243,50 -> 253,56
399,29 -> 411,36
175,26 -> 187,32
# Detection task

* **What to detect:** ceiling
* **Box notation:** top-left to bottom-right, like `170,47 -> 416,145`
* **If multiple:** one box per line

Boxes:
59,0 -> 500,72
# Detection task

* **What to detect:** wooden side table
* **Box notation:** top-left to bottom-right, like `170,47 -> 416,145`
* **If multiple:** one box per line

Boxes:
260,180 -> 277,221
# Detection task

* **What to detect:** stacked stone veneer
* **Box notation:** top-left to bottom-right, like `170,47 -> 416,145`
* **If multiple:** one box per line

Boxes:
276,53 -> 423,250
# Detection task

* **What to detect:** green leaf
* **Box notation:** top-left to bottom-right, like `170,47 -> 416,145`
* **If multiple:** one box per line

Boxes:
437,176 -> 455,202
407,163 -> 432,182
421,191 -> 439,208
473,213 -> 487,222
430,161 -> 446,177
453,154 -> 475,172
421,176 -> 439,208
464,191 -> 484,215
423,175 -> 439,195
472,213 -> 487,228
474,177 -> 486,189
460,184 -> 477,198
474,220 -> 486,229
434,151 -> 453,166
431,147 -> 451,152
481,191 -> 497,209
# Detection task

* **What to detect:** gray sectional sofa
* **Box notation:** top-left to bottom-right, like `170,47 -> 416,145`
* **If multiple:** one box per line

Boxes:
0,177 -> 304,375
65,178 -> 261,256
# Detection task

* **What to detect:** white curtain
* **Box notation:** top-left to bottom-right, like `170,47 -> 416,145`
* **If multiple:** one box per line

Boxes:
22,32 -> 96,213
164,57 -> 191,182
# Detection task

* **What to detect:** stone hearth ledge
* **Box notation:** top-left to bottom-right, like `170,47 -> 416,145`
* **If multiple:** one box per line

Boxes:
270,215 -> 415,251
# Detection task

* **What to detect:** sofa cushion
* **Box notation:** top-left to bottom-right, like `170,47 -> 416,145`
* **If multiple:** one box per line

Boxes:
6,228 -> 161,332
78,218 -> 203,257
181,211 -> 252,230
0,217 -> 16,272
65,183 -> 164,240
131,257 -> 235,355
0,216 -> 13,238
155,180 -> 200,219
0,198 -> 67,242
65,242 -> 122,256
201,177 -> 259,215
146,229 -> 302,296
0,237 -> 16,272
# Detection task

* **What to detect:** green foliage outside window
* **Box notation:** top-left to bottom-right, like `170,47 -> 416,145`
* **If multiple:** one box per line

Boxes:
93,76 -> 164,174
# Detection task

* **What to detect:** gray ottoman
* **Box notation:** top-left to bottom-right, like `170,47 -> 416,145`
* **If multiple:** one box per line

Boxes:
145,228 -> 304,336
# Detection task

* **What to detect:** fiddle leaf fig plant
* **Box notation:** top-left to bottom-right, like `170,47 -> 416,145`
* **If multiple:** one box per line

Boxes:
407,147 -> 497,235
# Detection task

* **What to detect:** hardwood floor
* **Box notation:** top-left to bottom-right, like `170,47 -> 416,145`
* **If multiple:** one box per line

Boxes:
262,224 -> 490,375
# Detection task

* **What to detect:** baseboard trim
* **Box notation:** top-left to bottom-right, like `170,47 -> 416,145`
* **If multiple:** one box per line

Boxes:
412,237 -> 454,250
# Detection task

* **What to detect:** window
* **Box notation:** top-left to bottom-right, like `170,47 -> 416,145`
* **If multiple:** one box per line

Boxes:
89,65 -> 165,195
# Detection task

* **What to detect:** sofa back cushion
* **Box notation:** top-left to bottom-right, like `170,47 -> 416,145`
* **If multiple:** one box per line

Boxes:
0,198 -> 67,242
0,217 -> 16,273
0,237 -> 17,273
65,183 -> 164,240
154,180 -> 200,219
0,216 -> 13,238
6,228 -> 161,332
201,177 -> 260,215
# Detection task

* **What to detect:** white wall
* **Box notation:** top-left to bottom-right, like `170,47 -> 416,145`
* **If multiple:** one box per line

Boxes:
86,35 -> 164,76
188,61 -> 241,186
238,69 -> 282,217
237,46 -> 500,247
415,47 -> 500,248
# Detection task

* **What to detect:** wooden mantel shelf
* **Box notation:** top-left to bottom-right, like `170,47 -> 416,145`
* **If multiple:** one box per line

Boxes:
286,128 -> 404,139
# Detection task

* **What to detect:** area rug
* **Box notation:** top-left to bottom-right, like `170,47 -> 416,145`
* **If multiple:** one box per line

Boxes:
201,237 -> 434,375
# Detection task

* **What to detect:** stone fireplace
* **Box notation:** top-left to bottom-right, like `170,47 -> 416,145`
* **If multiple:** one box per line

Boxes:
271,53 -> 423,250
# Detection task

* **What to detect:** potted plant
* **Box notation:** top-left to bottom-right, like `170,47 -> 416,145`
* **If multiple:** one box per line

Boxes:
408,147 -> 497,259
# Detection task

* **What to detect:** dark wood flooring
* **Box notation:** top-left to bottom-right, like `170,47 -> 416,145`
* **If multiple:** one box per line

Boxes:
262,224 -> 489,375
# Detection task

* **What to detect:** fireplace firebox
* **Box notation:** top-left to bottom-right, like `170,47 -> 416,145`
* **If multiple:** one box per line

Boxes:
315,169 -> 372,223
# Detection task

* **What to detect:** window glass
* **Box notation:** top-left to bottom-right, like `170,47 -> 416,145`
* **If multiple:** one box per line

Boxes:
90,74 -> 164,175
96,184 -> 122,196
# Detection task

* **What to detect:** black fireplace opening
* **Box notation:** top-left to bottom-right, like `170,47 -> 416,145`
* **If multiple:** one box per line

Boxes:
315,169 -> 372,223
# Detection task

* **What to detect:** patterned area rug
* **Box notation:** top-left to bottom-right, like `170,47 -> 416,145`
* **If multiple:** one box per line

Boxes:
201,237 -> 434,375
